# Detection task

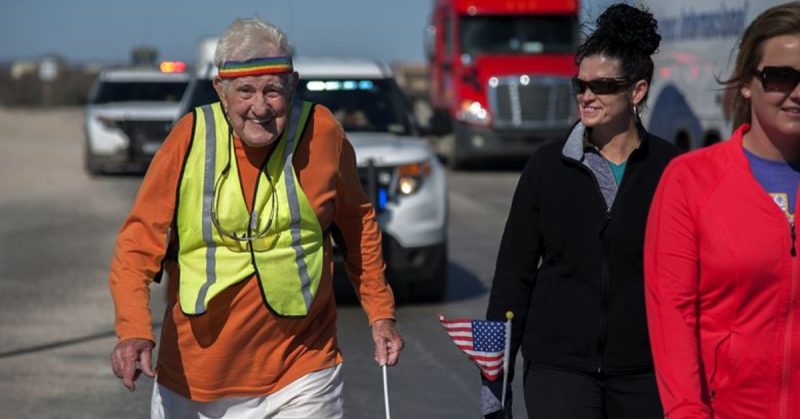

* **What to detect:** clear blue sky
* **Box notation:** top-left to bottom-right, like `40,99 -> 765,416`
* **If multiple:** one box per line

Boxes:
1,0 -> 432,65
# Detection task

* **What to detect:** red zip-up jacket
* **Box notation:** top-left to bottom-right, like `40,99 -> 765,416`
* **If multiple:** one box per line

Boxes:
645,125 -> 799,419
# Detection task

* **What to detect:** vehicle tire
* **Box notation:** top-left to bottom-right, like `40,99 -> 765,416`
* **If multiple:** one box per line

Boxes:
447,147 -> 467,170
447,132 -> 470,170
84,139 -> 103,175
410,246 -> 448,302
332,272 -> 360,305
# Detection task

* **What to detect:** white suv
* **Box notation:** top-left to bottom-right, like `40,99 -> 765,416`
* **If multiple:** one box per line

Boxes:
178,56 -> 449,301
84,68 -> 189,174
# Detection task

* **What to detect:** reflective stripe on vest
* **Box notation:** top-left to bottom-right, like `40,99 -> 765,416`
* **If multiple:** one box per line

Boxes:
177,100 -> 323,316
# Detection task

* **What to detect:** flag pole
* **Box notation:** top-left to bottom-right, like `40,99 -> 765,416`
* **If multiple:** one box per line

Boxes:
501,311 -> 513,408
383,364 -> 391,419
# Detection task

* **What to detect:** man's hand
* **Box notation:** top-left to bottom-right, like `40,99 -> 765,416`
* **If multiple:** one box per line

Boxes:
371,319 -> 403,366
111,338 -> 156,392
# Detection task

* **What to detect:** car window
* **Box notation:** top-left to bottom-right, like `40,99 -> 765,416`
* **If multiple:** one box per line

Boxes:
295,78 -> 413,135
90,80 -> 188,104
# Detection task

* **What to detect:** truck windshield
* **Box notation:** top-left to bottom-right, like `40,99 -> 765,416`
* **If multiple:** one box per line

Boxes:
460,15 -> 576,55
296,79 -> 412,135
91,81 -> 187,104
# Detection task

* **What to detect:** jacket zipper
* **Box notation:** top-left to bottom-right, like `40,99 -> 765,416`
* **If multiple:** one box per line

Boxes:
562,154 -> 617,374
779,219 -> 797,419
597,210 -> 612,373
588,172 -> 610,374
562,143 -> 644,373
595,148 -> 640,374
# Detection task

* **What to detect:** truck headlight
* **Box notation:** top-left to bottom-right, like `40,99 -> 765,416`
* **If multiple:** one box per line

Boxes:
457,100 -> 491,126
396,160 -> 432,196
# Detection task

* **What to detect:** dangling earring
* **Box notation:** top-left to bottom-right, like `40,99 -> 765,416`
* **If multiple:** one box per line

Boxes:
633,102 -> 639,117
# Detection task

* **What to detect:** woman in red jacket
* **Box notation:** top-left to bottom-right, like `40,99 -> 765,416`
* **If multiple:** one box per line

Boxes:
645,2 -> 800,418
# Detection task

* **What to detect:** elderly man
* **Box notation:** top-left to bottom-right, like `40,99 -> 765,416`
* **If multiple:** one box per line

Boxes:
109,17 -> 402,418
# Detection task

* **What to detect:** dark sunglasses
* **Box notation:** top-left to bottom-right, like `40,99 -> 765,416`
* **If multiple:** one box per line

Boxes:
752,66 -> 800,92
572,77 -> 632,95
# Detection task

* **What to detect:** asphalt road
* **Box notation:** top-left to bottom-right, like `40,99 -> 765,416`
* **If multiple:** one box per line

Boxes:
0,107 -> 527,418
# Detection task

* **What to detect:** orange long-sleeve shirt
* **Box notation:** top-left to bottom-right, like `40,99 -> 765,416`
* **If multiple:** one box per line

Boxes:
109,104 -> 395,401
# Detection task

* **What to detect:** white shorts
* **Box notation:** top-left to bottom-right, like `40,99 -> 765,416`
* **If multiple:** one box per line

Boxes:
150,364 -> 343,419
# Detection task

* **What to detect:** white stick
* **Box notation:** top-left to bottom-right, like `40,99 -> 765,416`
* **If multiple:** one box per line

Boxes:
501,314 -> 512,408
383,364 -> 391,419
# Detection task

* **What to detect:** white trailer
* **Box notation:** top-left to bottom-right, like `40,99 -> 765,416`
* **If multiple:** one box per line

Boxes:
640,0 -> 786,149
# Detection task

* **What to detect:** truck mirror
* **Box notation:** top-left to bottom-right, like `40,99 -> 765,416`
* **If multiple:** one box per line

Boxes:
424,25 -> 437,58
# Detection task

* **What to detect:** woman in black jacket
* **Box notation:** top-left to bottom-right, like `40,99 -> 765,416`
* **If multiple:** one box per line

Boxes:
483,4 -> 681,418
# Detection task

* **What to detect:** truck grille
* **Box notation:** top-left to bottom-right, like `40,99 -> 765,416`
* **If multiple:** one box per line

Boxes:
488,76 -> 574,130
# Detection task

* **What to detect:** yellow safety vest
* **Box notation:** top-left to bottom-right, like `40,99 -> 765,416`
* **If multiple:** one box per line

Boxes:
176,100 -> 323,317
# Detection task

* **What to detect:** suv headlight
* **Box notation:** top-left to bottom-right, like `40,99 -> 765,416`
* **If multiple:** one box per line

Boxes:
456,100 -> 491,126
396,160 -> 432,196
96,116 -> 120,130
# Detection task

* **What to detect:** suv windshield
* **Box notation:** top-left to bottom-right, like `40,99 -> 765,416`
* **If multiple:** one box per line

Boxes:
460,15 -> 576,55
296,78 -> 412,135
91,81 -> 187,104
183,78 -> 219,111
183,77 -> 413,135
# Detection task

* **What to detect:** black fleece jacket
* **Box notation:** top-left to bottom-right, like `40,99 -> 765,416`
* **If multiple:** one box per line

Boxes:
487,128 -> 681,375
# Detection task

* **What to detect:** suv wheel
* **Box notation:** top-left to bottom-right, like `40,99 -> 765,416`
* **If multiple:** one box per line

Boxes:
409,245 -> 448,302
444,134 -> 465,170
84,139 -> 103,175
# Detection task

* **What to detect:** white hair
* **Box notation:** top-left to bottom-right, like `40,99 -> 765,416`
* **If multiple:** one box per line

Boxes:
214,18 -> 294,68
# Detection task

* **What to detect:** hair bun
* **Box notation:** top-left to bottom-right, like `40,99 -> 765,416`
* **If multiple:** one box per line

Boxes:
594,4 -> 661,56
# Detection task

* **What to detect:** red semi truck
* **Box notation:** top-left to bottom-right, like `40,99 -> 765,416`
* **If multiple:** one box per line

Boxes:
425,0 -> 579,168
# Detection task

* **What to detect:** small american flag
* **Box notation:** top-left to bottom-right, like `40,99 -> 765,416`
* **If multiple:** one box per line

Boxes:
440,316 -> 507,381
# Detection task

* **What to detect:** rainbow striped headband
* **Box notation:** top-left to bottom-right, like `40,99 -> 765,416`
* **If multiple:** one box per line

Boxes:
218,56 -> 293,79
